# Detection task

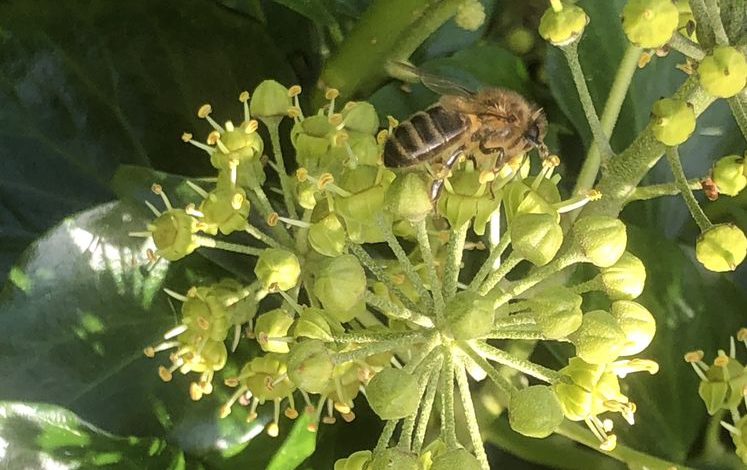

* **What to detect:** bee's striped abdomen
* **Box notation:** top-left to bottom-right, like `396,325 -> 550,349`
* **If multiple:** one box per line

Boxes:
384,105 -> 467,167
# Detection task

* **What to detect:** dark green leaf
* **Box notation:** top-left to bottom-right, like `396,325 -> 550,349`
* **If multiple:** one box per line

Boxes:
271,0 -> 339,26
266,413 -> 317,470
0,202 -> 271,457
370,43 -> 530,121
0,401 -> 184,469
0,0 -> 298,281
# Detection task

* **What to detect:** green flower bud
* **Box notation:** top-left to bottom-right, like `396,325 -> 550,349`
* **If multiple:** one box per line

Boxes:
291,115 -> 338,172
445,290 -> 495,340
366,368 -> 420,419
506,27 -> 536,56
293,307 -> 344,342
509,385 -> 565,438
651,98 -> 696,146
254,248 -> 301,291
510,213 -> 564,266
438,165 -> 500,235
610,300 -> 656,356
342,101 -> 379,135
313,254 -> 367,322
698,46 -> 747,98
210,128 -> 263,171
455,0 -> 486,32
150,209 -> 199,261
698,355 -> 747,414
599,251 -> 646,300
249,80 -> 292,120
297,180 -> 319,210
181,286 -> 232,341
342,132 -> 381,167
732,415 -> 747,465
385,172 -> 433,222
502,180 -> 560,225
287,340 -> 335,394
430,448 -> 481,470
369,448 -> 421,470
553,357 -> 627,421
622,0 -> 679,48
337,166 -> 396,222
308,213 -> 346,257
696,223 -> 747,272
334,450 -> 373,470
254,308 -> 294,353
539,2 -> 589,46
572,216 -> 627,267
525,287 -> 583,339
239,353 -> 294,401
188,339 -> 228,373
199,186 -> 250,235
712,155 -> 747,196
570,310 -> 627,364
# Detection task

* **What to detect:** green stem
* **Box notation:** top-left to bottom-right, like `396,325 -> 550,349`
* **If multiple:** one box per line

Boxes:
668,33 -> 706,60
555,422 -> 697,470
349,243 -> 421,313
580,76 -> 715,219
266,120 -> 299,220
561,42 -> 615,166
440,347 -> 458,449
458,341 -> 515,400
378,218 -> 433,310
474,341 -> 561,383
443,222 -> 469,301
412,359 -> 442,453
195,236 -> 264,256
364,291 -> 434,328
702,0 -> 730,45
331,330 -> 424,344
627,178 -> 703,202
665,147 -> 713,232
247,183 -> 294,246
314,0 -> 459,103
375,420 -> 398,453
470,232 -> 511,290
728,92 -> 747,142
479,253 -> 522,296
416,219 -> 445,318
245,224 -> 282,248
492,250 -> 583,306
454,358 -> 490,470
574,44 -> 642,196
332,334 -> 427,363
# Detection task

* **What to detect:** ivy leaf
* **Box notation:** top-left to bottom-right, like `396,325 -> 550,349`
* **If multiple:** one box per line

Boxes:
0,0 -> 297,282
0,401 -> 184,469
370,43 -> 530,120
0,202 -> 272,458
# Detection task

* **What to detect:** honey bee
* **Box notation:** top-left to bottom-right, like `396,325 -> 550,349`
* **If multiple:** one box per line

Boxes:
383,63 -> 548,198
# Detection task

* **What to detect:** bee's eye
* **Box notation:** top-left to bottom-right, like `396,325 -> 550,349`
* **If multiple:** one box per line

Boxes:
525,123 -> 541,146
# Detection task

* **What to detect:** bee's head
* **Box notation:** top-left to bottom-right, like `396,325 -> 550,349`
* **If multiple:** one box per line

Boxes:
524,108 -> 548,155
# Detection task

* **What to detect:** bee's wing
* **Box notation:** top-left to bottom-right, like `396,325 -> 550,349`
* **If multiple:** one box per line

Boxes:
387,60 -> 475,98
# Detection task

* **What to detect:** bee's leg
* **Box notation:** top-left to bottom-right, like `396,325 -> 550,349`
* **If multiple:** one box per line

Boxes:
488,148 -> 506,199
430,148 -> 463,201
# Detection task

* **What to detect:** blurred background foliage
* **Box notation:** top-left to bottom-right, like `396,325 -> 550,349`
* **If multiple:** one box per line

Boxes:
0,0 -> 745,468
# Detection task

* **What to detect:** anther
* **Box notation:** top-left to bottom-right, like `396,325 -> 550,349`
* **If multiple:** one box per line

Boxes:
296,168 -> 309,182
267,212 -> 279,227
684,350 -> 704,362
244,119 -> 259,134
325,88 -> 340,100
288,85 -> 302,97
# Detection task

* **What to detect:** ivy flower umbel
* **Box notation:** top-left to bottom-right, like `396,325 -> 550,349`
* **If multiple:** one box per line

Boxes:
131,81 -> 659,464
